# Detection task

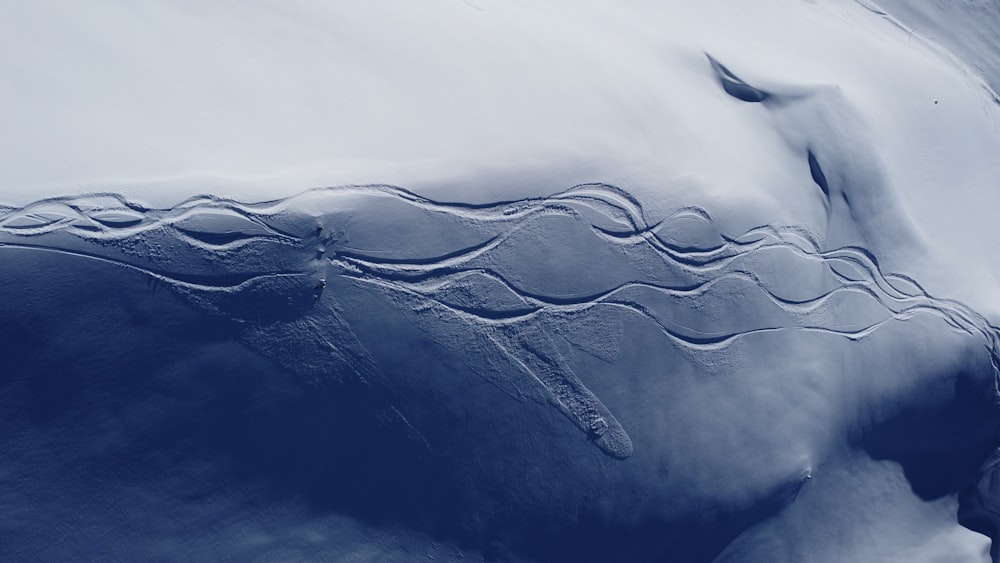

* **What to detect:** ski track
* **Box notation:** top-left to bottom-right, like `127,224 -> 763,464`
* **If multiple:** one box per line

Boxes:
3,183 -> 998,460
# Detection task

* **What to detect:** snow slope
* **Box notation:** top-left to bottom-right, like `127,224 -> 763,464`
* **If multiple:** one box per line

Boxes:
2,1 -> 1000,561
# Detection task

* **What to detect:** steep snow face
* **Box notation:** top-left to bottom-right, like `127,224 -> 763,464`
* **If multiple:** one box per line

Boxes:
2,1 -> 1000,562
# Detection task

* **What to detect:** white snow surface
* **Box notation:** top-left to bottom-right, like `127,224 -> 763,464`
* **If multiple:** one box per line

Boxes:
2,1 -> 1000,562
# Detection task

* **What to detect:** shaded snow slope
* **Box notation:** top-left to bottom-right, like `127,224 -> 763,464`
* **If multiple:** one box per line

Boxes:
2,184 -> 999,561
4,0 -> 1000,561
872,0 -> 1000,96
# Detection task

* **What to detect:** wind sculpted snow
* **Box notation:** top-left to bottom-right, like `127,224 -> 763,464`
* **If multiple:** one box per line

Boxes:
3,183 -> 999,560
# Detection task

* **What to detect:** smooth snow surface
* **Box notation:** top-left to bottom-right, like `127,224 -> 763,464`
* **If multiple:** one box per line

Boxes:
2,1 -> 1000,562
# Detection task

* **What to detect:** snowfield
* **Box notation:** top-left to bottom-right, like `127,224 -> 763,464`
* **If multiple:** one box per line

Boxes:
2,1 -> 1000,561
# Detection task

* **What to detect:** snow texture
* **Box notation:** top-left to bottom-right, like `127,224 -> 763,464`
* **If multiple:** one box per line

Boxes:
3,1 -> 1000,561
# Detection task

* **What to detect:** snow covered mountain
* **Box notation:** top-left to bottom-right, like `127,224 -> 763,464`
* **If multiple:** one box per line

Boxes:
2,1 -> 1000,561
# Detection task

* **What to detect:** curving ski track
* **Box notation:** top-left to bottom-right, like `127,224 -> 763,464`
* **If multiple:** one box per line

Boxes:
3,183 -> 998,460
